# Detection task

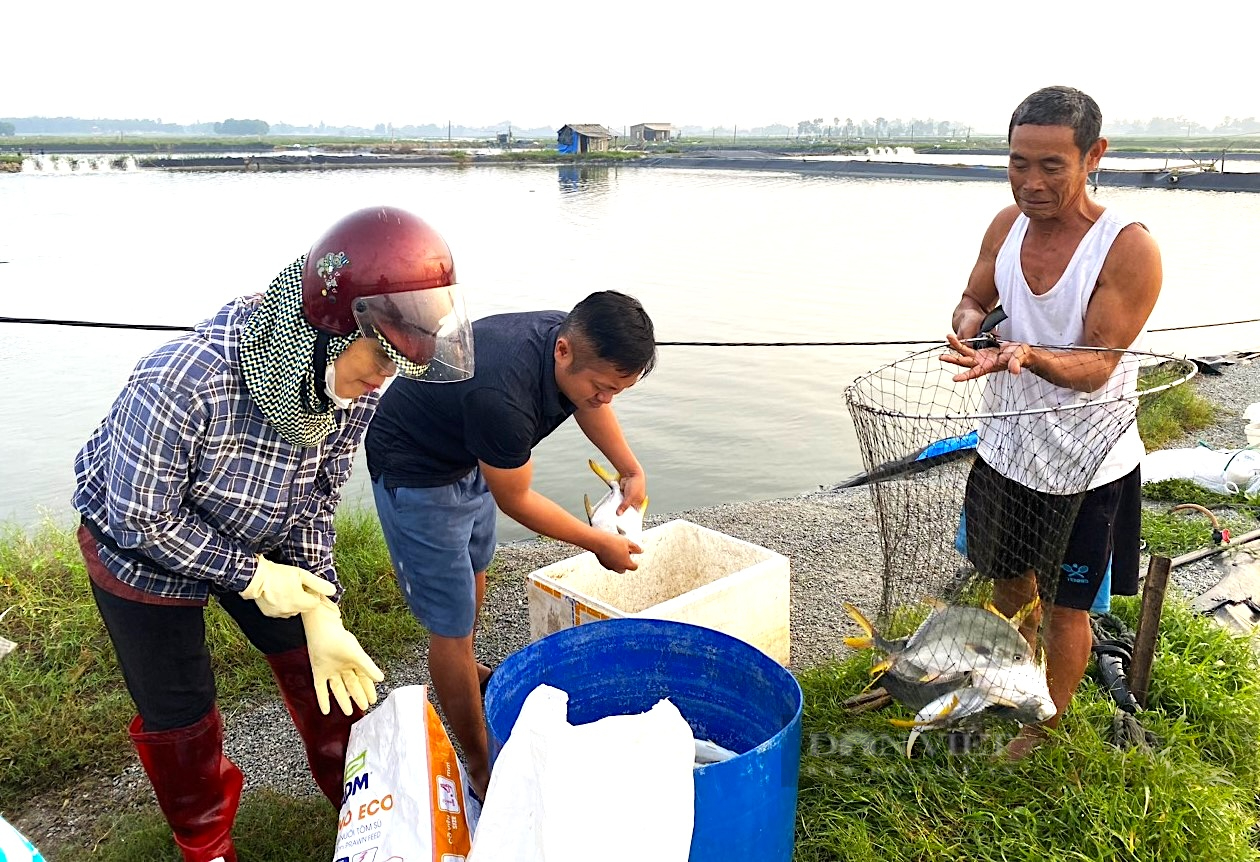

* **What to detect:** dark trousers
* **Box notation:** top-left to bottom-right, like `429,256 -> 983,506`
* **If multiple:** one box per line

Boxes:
91,582 -> 307,731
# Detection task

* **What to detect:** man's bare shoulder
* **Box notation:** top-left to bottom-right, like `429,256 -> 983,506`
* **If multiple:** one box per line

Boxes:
994,203 -> 1023,227
978,205 -> 1023,252
1094,219 -> 1163,322
1105,220 -> 1163,274
986,205 -> 1021,236
1114,220 -> 1161,252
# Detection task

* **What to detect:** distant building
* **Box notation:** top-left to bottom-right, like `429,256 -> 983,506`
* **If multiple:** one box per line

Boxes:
630,123 -> 673,142
557,124 -> 611,154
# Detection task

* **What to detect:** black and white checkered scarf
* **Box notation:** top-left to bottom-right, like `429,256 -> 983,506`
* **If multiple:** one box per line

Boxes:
240,257 -> 358,447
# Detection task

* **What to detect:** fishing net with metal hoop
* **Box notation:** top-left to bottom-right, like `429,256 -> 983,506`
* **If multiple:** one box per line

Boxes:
840,341 -> 1196,737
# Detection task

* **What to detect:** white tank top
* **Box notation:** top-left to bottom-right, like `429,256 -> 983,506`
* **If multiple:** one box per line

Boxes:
977,209 -> 1145,492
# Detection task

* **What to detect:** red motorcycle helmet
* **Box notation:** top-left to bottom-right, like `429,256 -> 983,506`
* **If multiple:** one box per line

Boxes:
302,206 -> 474,381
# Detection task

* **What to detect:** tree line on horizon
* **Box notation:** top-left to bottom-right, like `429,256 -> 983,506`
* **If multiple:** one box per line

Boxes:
1107,115 -> 1260,136
0,115 -> 973,140
790,115 -> 1260,140
0,116 -> 560,139
4,113 -> 1260,140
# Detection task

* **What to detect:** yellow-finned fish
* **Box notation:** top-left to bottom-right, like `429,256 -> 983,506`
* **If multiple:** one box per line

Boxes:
583,459 -> 648,543
843,598 -> 1053,753
889,660 -> 1056,756
843,598 -> 1038,684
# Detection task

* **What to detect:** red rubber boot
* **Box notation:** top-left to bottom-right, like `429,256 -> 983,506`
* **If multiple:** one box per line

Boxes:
129,707 -> 242,862
267,646 -> 361,809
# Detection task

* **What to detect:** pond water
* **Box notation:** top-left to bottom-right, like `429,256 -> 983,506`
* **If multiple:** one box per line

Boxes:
2,163 -> 1258,539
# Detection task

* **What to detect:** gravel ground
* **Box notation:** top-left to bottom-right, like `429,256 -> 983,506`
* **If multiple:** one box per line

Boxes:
13,354 -> 1260,858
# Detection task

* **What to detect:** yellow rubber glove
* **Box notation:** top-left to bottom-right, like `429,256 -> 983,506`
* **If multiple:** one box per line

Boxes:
301,597 -> 384,716
241,557 -> 336,618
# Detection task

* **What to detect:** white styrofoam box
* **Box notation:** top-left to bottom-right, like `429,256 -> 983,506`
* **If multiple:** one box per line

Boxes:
526,518 -> 791,665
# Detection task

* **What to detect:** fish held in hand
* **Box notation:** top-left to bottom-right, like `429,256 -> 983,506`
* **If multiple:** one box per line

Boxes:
584,459 -> 648,542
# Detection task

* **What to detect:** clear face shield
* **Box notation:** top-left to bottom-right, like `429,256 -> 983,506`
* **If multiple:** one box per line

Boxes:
351,286 -> 475,382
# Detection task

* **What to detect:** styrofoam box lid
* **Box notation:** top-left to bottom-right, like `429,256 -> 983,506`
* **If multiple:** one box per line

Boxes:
528,519 -> 788,614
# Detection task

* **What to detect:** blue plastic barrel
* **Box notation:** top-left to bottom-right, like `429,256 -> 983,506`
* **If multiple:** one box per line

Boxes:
483,618 -> 803,861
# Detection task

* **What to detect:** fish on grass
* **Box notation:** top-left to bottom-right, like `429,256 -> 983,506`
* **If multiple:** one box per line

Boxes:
843,598 -> 1038,684
889,660 -> 1055,756
584,459 -> 649,542
844,598 -> 1054,755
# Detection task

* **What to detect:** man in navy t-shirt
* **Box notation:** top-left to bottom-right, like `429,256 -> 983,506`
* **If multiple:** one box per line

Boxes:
365,290 -> 657,795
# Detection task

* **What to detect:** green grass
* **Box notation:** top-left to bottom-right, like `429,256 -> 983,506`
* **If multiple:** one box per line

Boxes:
0,510 -> 423,811
56,790 -> 336,862
0,135 -> 644,157
1141,478 -> 1260,556
1144,478 -> 1258,512
1142,505 -> 1256,557
6,431 -> 1260,857
29,582 -> 1260,861
1134,367 -> 1254,556
1137,369 -> 1217,451
1106,136 -> 1260,154
467,149 -> 642,163
795,597 -> 1260,862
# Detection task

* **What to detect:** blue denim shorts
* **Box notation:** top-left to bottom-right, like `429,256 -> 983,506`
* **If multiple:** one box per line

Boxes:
371,470 -> 497,638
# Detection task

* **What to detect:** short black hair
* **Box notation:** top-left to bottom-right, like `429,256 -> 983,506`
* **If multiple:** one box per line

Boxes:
560,290 -> 657,378
1008,85 -> 1102,158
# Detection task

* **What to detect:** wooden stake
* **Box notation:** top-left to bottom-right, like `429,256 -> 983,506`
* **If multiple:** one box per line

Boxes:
1130,555 -> 1172,708
842,687 -> 893,713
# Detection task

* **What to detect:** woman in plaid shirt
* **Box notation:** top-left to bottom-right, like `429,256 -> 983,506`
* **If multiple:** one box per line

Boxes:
72,206 -> 475,862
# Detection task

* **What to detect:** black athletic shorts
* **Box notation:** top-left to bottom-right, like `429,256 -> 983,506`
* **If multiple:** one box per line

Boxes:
964,457 -> 1141,611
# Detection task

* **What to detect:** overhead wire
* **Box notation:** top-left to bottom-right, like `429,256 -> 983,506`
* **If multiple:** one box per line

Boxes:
3,315 -> 1260,346
0,316 -> 194,332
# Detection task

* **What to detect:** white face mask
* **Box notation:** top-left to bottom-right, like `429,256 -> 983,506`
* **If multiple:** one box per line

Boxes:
324,363 -> 354,410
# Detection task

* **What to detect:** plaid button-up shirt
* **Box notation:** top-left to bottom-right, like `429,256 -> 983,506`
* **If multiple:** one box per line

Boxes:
73,296 -> 379,602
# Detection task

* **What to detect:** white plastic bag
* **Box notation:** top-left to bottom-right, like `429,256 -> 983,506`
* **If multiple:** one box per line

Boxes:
468,684 -> 695,862
1141,446 -> 1260,495
0,815 -> 45,862
333,685 -> 480,862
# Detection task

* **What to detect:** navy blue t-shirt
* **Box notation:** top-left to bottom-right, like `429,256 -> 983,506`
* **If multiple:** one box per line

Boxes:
365,311 -> 576,488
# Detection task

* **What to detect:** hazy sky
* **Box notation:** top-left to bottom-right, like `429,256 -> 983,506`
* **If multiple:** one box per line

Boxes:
6,0 -> 1257,133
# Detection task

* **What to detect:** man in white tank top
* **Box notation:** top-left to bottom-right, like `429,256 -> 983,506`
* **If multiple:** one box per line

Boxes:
942,86 -> 1163,758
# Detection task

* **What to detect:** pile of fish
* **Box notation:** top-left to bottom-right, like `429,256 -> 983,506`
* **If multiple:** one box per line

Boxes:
844,599 -> 1055,756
